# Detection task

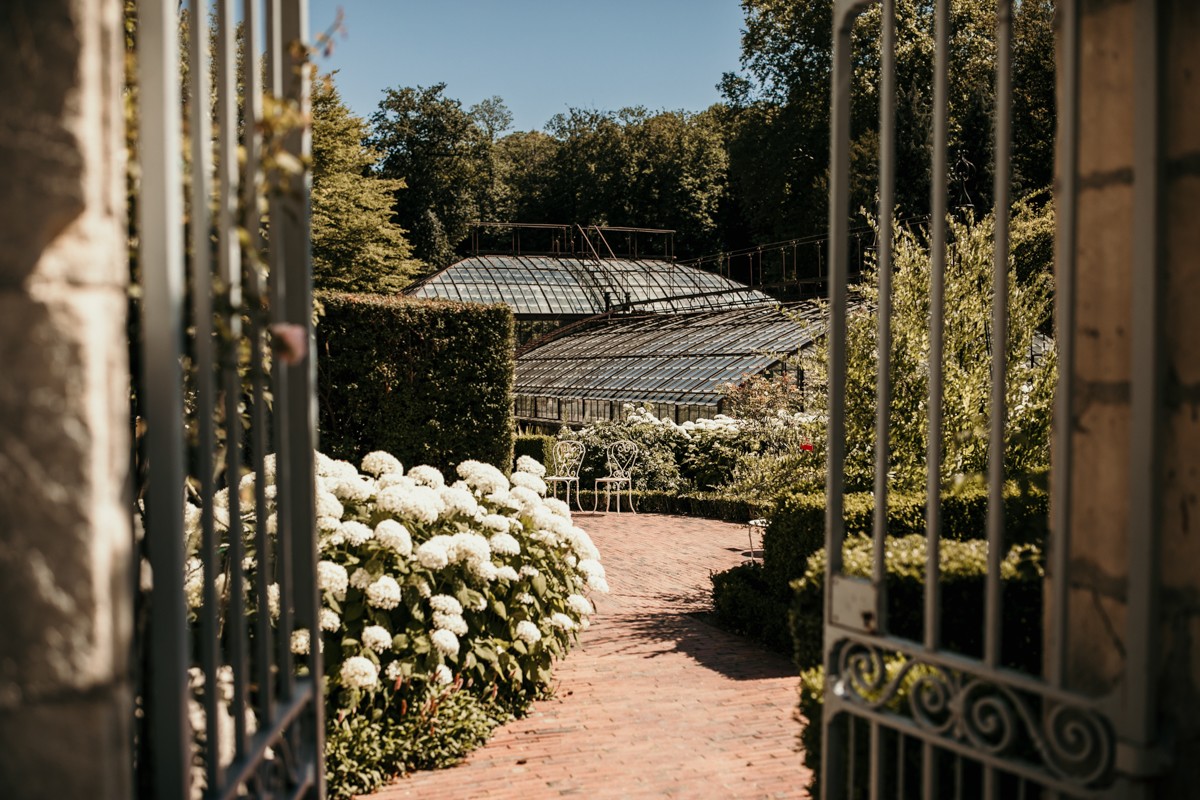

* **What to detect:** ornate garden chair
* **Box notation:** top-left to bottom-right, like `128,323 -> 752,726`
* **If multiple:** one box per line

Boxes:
592,439 -> 638,513
544,440 -> 586,512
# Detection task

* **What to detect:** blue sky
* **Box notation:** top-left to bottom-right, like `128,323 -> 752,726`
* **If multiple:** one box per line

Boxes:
307,1 -> 746,133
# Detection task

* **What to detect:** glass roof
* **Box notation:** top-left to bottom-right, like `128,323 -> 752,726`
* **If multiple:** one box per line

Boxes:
405,255 -> 775,317
514,303 -> 828,406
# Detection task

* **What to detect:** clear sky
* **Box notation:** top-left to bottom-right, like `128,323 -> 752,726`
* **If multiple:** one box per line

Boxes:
307,1 -> 746,133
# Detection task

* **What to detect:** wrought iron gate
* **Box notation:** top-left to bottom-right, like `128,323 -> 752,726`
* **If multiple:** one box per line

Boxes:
134,0 -> 323,796
821,0 -> 1165,796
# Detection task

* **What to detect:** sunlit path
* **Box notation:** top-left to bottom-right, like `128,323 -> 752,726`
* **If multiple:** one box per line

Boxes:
372,514 -> 810,799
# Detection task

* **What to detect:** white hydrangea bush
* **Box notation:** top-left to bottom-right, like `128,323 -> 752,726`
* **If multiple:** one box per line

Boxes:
184,449 -> 606,713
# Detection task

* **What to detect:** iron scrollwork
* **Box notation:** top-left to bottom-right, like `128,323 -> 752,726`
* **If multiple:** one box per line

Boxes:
828,639 -> 1115,788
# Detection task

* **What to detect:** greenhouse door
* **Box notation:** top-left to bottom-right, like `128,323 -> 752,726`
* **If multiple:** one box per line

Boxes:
133,0 -> 324,796
819,0 -> 1167,796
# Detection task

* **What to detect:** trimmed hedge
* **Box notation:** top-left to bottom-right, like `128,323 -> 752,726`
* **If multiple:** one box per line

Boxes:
762,484 -> 1048,598
712,485 -> 1047,655
569,489 -> 763,523
711,562 -> 792,652
514,434 -> 555,471
317,292 -> 515,474
790,534 -> 1044,672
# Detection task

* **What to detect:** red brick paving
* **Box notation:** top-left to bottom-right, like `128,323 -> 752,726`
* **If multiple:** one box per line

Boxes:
372,513 -> 812,799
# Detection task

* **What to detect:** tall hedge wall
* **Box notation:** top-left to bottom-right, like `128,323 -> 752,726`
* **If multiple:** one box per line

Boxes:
317,292 -> 515,474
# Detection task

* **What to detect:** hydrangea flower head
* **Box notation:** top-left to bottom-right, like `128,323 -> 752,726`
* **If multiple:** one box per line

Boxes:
340,656 -> 379,690
515,620 -> 542,644
361,450 -> 402,477
365,575 -> 401,609
430,628 -> 460,657
374,519 -> 413,556
362,625 -> 392,653
407,464 -> 445,489
514,455 -> 547,477
317,561 -> 349,600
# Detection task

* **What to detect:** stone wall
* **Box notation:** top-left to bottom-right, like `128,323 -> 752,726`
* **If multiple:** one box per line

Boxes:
1063,0 -> 1200,792
0,1 -> 132,798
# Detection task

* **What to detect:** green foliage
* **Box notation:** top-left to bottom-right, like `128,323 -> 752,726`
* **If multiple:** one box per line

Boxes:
317,293 -> 515,475
795,207 -> 1056,496
720,0 -> 1056,256
709,483 -> 1047,652
762,483 -> 1048,598
790,534 -> 1044,672
369,83 -> 500,268
711,562 -> 793,654
576,489 -> 763,523
513,434 -> 554,472
311,75 -> 423,292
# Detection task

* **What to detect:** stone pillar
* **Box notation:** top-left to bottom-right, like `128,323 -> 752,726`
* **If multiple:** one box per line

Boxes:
1154,2 -> 1200,793
0,1 -> 132,798
1061,0 -> 1200,792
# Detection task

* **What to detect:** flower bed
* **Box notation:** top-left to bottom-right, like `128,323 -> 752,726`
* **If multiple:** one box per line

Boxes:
185,451 -> 606,797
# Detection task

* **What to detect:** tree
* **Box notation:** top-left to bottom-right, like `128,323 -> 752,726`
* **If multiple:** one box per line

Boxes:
369,83 -> 494,268
799,201 -> 1057,494
719,0 -> 1057,266
310,75 -> 421,292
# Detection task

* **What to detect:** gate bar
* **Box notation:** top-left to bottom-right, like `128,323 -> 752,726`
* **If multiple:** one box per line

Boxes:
924,1 -> 950,796
984,5 -> 1013,796
1048,0 -> 1080,693
136,0 -> 190,795
873,0 -> 895,632
187,0 -> 221,790
1125,0 -> 1166,793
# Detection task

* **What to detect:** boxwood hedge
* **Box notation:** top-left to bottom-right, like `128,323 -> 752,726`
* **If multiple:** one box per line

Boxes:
317,292 -> 515,474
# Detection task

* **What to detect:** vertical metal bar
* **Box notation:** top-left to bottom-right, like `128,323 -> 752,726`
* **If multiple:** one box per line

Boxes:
218,0 -> 251,763
1126,2 -> 1164,798
983,5 -> 1013,798
874,0 -> 896,632
1048,0 -> 1080,692
926,0 -> 949,654
279,1 -> 325,790
986,0 -> 1013,674
869,721 -> 883,800
924,1 -> 950,796
897,731 -> 905,799
247,0 -> 277,742
137,0 -> 190,796
187,0 -> 221,790
823,5 -> 865,796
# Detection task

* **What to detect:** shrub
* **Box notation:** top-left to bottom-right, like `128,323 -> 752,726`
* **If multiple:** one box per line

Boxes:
790,534 -> 1044,672
762,484 -> 1048,598
317,292 -> 515,475
184,450 -> 606,797
514,434 -> 554,472
711,562 -> 792,653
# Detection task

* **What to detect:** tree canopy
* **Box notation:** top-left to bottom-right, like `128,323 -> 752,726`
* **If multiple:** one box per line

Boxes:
310,75 -> 421,293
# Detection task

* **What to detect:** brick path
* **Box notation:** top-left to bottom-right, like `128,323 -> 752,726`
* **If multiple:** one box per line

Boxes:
372,513 -> 812,799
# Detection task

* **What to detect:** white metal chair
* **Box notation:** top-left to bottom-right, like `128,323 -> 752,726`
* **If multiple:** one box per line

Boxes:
592,439 -> 638,513
544,440 -> 586,511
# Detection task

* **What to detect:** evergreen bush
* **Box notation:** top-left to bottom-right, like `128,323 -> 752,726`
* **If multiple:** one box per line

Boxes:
317,292 -> 515,475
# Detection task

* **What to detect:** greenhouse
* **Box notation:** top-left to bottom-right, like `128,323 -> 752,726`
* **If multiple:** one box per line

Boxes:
404,253 -> 776,319
514,302 -> 828,426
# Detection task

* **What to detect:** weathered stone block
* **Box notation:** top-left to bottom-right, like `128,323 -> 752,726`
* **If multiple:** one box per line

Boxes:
0,287 -> 131,704
1161,404 -> 1200,593
1077,0 -> 1135,178
0,683 -> 132,800
1166,175 -> 1200,385
1070,400 -> 1131,568
1166,0 -> 1200,160
1073,182 -> 1133,384
0,0 -> 125,291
